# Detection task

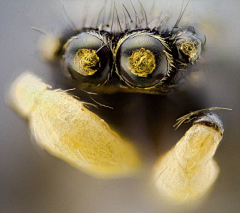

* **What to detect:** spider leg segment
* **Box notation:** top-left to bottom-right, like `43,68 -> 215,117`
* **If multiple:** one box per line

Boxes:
154,112 -> 224,202
7,72 -> 141,178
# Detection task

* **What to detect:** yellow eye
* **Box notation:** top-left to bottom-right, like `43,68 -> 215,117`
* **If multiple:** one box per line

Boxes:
63,32 -> 112,85
115,32 -> 169,88
127,47 -> 156,77
173,32 -> 202,64
73,48 -> 100,76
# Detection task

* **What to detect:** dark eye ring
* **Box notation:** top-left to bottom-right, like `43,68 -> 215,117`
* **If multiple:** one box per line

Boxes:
62,31 -> 113,86
115,31 -> 171,88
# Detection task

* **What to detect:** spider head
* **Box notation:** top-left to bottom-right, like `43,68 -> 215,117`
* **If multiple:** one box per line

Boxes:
39,27 -> 203,94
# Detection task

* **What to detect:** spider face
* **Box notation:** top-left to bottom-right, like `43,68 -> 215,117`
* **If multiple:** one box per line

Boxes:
51,26 -> 202,94
6,0 -> 230,205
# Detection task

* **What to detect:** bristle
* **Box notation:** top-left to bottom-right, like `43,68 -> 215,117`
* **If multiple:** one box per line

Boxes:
172,0 -> 191,32
114,2 -> 123,32
130,0 -> 140,28
60,0 -> 78,30
138,0 -> 148,28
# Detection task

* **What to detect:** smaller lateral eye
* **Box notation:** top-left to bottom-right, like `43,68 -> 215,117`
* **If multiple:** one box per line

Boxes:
173,32 -> 202,64
63,31 -> 112,85
116,33 -> 169,88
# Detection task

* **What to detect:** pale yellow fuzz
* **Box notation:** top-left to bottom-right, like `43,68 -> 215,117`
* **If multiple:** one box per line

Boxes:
154,124 -> 222,202
8,72 -> 141,178
38,35 -> 61,62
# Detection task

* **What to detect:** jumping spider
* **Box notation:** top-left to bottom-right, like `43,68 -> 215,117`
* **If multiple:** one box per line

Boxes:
7,1 -> 229,203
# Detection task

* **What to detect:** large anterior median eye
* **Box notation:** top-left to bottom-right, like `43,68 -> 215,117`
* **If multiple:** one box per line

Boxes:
63,31 -> 112,85
116,33 -> 169,88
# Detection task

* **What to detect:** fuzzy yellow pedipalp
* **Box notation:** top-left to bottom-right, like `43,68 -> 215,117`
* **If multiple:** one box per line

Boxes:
8,72 -> 141,178
154,121 -> 223,202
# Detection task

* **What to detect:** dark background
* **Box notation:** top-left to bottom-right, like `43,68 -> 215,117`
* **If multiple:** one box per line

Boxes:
1,0 -> 240,212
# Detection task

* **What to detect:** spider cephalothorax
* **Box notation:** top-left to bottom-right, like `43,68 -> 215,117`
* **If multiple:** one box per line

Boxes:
58,28 -> 202,94
40,2 -> 203,94
7,0 -> 229,204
